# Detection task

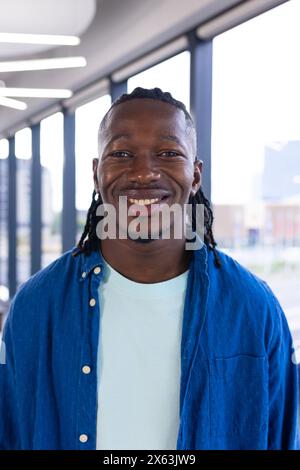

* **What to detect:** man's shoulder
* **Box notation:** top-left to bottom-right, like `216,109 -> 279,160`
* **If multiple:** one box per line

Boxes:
11,249 -> 80,307
209,247 -> 279,307
205,247 -> 288,349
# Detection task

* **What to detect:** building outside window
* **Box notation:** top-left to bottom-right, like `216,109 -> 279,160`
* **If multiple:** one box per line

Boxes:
211,0 -> 300,342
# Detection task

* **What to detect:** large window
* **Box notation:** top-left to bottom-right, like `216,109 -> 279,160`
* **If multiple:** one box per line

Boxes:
15,128 -> 31,286
212,0 -> 300,341
40,113 -> 63,268
128,51 -> 190,111
0,139 -> 9,301
75,95 -> 111,240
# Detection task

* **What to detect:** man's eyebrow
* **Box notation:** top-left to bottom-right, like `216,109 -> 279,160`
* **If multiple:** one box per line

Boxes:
159,135 -> 183,146
104,133 -> 185,147
106,133 -> 131,146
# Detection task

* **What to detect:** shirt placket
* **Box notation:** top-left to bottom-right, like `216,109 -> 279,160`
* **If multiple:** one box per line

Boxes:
77,263 -> 103,450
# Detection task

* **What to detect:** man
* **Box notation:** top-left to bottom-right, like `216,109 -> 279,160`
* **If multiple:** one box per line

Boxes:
0,87 -> 299,450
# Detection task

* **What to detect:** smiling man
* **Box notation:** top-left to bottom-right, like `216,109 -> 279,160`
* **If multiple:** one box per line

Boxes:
0,87 -> 299,450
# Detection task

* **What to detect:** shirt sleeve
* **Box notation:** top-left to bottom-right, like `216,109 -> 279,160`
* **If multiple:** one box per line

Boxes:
0,300 -> 21,450
266,287 -> 300,449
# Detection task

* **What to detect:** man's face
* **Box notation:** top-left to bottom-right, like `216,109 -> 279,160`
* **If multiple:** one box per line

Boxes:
93,98 -> 201,241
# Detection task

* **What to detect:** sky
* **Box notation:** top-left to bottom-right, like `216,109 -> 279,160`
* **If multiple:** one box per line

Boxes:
0,0 -> 299,210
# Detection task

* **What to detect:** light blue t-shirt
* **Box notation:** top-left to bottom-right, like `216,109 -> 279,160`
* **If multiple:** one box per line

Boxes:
96,256 -> 189,450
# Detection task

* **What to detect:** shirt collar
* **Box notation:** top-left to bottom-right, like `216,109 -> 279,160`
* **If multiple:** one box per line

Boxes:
72,234 -> 208,282
72,246 -> 105,281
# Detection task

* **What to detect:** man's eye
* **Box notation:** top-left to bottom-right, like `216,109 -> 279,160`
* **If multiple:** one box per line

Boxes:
111,151 -> 131,158
159,151 -> 181,157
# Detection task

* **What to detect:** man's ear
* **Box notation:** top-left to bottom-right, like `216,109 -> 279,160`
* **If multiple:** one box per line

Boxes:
191,159 -> 202,196
93,158 -> 99,193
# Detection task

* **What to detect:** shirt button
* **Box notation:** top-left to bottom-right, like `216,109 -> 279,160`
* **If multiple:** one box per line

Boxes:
89,298 -> 96,307
82,272 -> 87,279
79,434 -> 88,443
82,365 -> 91,375
94,266 -> 101,275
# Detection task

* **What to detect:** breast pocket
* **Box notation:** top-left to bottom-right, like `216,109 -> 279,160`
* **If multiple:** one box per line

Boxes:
209,355 -> 268,437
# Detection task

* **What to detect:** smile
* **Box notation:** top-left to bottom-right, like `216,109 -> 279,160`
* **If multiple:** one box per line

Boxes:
128,198 -> 160,205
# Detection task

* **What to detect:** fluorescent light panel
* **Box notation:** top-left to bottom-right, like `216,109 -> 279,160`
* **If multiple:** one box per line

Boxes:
0,88 -> 72,98
0,56 -> 87,72
0,32 -> 80,46
0,96 -> 27,110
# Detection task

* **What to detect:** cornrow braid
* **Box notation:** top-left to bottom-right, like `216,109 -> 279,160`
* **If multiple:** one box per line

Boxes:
75,86 -> 221,268
100,86 -> 194,133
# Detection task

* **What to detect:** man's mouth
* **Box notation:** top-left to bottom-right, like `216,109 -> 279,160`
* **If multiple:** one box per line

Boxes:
128,197 -> 161,206
118,190 -> 170,207
117,191 -> 171,217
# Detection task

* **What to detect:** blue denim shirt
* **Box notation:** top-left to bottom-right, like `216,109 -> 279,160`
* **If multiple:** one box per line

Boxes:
0,243 -> 299,450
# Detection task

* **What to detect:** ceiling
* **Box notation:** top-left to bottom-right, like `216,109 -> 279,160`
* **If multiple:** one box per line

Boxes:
0,0 -> 96,58
0,0 -> 246,137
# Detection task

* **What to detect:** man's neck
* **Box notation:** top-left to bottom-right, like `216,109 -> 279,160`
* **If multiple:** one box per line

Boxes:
99,238 -> 191,283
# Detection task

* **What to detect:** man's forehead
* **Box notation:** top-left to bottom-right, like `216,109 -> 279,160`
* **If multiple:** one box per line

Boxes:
102,99 -> 189,136
98,99 -> 196,155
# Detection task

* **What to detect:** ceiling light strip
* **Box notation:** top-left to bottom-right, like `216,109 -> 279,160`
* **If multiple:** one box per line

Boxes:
197,0 -> 288,39
0,32 -> 80,46
0,57 -> 87,73
0,97 -> 27,110
0,88 -> 73,99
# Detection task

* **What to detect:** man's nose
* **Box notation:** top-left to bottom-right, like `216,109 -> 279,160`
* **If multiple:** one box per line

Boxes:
127,153 -> 161,184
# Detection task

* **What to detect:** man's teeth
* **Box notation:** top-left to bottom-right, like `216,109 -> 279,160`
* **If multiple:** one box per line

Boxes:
128,198 -> 160,205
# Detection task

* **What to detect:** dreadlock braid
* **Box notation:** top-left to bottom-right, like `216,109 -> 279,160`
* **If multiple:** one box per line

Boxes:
75,86 -> 221,268
189,188 -> 221,268
77,190 -> 100,255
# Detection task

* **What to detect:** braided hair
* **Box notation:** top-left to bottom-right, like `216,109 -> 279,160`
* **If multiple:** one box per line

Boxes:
76,87 -> 221,268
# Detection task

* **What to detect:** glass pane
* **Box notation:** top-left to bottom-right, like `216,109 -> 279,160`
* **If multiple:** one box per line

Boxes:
15,127 -> 31,160
212,0 -> 300,342
0,140 -> 8,298
41,113 -> 63,267
15,128 -> 31,286
0,139 -> 9,159
75,94 -> 111,241
128,51 -> 190,111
